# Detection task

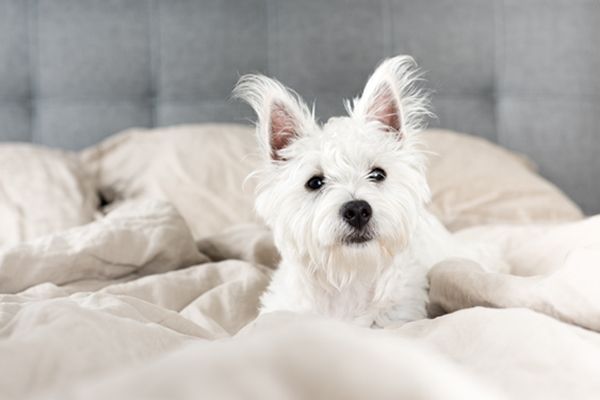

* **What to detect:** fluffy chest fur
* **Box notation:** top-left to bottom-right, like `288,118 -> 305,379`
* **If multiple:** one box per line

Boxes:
260,210 -> 464,326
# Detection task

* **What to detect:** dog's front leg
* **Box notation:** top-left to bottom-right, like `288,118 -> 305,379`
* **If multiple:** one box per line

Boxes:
372,273 -> 429,328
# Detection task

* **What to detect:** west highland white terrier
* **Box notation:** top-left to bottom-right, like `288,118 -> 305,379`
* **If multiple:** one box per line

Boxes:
235,55 -> 499,327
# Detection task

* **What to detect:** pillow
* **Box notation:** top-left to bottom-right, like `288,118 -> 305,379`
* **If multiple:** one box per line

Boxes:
80,124 -> 261,240
423,129 -> 583,230
0,144 -> 98,247
81,124 -> 583,239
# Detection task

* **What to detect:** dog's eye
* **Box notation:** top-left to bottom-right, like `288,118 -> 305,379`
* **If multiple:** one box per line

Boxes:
306,175 -> 325,191
368,168 -> 386,182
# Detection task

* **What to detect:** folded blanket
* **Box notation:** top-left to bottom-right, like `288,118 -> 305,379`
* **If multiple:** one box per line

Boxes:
429,217 -> 600,331
0,201 -> 207,294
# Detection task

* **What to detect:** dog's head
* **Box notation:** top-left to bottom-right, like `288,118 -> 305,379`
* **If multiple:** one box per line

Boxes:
235,56 -> 431,287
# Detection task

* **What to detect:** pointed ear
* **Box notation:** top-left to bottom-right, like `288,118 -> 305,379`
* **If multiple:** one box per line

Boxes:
351,56 -> 429,137
234,75 -> 315,161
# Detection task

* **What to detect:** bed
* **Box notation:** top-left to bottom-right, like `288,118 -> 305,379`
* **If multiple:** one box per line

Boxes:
1,1 -> 600,399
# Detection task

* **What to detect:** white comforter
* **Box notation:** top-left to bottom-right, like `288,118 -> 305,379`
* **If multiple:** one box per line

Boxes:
2,201 -> 600,400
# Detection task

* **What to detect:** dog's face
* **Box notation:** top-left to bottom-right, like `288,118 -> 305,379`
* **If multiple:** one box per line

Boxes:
235,56 -> 431,287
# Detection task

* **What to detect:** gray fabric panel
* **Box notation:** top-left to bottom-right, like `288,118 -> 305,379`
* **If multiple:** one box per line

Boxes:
36,0 -> 152,99
498,0 -> 600,214
430,94 -> 496,142
500,0 -> 600,97
0,0 -> 29,100
267,0 -> 385,103
0,0 -> 599,212
0,104 -> 32,141
499,96 -> 600,214
0,0 -> 30,141
386,0 -> 497,142
389,0 -> 496,95
35,101 -> 152,149
158,0 -> 267,101
35,0 -> 152,146
157,101 -> 250,126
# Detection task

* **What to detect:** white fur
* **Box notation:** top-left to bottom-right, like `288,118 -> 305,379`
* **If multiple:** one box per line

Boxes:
234,56 -> 503,327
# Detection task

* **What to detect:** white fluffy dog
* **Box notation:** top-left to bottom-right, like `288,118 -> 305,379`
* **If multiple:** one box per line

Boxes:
235,56 -> 498,327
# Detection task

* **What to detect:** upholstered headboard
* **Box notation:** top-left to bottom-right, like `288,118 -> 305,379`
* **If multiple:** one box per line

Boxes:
1,0 -> 598,213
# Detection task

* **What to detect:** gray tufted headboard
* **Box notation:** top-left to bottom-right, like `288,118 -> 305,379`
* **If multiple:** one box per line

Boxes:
1,0 -> 599,213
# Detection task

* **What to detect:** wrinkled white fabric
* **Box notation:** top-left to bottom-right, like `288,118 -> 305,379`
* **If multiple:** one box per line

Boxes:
1,206 -> 600,399
0,201 -> 207,294
0,144 -> 98,247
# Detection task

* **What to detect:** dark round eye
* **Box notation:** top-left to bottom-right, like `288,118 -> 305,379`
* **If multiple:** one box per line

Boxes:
368,167 -> 386,182
306,175 -> 325,191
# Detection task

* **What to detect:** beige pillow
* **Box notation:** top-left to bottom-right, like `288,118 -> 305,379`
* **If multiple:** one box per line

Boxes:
81,124 -> 583,239
0,144 -> 98,247
423,129 -> 583,230
80,124 -> 261,240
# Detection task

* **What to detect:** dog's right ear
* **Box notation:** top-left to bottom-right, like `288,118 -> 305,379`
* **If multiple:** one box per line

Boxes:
234,75 -> 315,161
350,56 -> 430,139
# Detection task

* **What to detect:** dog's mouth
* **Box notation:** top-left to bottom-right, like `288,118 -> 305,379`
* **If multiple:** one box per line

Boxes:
342,231 -> 374,245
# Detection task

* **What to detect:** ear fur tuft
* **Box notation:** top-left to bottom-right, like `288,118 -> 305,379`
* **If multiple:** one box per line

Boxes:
234,75 -> 316,160
347,55 -> 432,137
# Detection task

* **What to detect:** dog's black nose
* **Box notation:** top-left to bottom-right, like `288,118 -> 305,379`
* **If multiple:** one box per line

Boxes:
341,200 -> 372,229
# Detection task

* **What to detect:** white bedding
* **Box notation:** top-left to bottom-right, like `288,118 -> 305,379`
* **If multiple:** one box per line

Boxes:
2,200 -> 600,400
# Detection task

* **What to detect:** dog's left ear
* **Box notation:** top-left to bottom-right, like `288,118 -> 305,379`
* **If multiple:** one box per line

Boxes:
234,74 -> 316,161
352,56 -> 429,138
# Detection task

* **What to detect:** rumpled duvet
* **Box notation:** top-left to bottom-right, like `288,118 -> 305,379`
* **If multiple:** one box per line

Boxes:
1,201 -> 600,400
